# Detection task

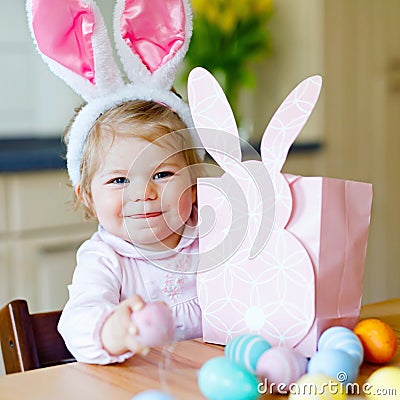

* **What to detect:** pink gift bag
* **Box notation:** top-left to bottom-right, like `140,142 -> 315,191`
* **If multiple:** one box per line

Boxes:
188,68 -> 373,356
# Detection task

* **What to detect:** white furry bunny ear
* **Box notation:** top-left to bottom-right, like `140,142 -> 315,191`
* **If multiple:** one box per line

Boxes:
26,0 -> 197,187
114,0 -> 192,89
26,0 -> 124,101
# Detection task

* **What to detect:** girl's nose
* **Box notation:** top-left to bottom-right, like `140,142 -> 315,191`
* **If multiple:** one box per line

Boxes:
128,178 -> 157,201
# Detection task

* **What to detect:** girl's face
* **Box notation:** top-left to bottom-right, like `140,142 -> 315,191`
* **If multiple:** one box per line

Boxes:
87,134 -> 196,251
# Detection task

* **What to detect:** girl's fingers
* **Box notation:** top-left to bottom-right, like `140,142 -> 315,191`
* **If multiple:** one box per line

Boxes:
128,323 -> 138,336
127,322 -> 149,355
132,295 -> 145,310
123,295 -> 145,312
125,332 -> 149,355
140,346 -> 150,356
117,296 -> 152,356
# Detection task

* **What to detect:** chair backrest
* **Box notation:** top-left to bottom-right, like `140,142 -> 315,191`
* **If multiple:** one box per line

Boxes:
0,299 -> 75,374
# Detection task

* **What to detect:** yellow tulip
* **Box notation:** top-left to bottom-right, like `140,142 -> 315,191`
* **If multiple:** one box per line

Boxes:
231,1 -> 251,20
192,0 -> 273,30
191,0 -> 208,15
252,0 -> 273,15
184,0 -> 273,118
204,6 -> 220,25
217,8 -> 237,33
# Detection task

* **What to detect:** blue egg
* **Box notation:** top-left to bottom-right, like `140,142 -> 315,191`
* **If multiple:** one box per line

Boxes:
225,334 -> 271,373
131,390 -> 175,400
318,326 -> 364,366
198,357 -> 260,400
308,349 -> 359,384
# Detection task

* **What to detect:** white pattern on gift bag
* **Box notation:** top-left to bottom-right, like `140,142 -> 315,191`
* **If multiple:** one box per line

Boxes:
189,68 -> 322,348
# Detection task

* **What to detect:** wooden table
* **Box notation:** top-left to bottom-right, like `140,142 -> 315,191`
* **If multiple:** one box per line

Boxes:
1,299 -> 399,400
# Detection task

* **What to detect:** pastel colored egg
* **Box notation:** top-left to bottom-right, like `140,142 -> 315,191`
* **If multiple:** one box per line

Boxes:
288,373 -> 346,399
198,357 -> 260,400
225,334 -> 271,373
308,349 -> 359,384
131,390 -> 175,400
365,366 -> 400,400
132,302 -> 175,347
354,318 -> 398,364
255,347 -> 308,390
318,326 -> 364,367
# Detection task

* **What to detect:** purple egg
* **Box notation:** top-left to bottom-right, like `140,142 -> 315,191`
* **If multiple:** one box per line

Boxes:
256,347 -> 308,390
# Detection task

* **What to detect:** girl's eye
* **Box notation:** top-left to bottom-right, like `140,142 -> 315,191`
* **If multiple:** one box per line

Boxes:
153,171 -> 174,180
110,177 -> 129,184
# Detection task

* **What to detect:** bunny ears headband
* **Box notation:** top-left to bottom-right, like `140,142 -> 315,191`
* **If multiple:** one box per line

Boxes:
26,0 -> 196,187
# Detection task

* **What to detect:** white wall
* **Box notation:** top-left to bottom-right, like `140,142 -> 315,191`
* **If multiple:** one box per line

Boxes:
250,0 -> 325,144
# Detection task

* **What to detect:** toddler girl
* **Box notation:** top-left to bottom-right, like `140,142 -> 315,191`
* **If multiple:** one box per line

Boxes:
26,0 -> 204,364
58,100 -> 203,364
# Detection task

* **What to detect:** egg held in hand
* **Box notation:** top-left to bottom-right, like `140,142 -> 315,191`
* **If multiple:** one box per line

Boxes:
131,302 -> 175,347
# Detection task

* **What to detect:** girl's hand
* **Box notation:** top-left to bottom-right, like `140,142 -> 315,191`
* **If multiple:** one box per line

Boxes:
100,295 -> 149,356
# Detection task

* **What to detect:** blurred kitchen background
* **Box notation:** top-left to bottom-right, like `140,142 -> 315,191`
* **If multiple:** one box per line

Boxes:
0,0 -> 399,320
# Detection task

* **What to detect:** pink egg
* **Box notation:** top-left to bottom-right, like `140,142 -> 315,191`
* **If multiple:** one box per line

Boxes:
132,302 -> 175,347
256,347 -> 308,391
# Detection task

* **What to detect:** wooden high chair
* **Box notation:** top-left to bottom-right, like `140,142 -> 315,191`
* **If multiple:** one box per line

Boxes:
0,299 -> 75,374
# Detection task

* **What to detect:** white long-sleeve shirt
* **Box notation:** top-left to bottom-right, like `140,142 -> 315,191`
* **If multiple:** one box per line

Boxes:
58,224 -> 202,364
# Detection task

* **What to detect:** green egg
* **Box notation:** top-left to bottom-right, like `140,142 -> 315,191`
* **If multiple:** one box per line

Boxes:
198,357 -> 260,400
225,334 -> 271,373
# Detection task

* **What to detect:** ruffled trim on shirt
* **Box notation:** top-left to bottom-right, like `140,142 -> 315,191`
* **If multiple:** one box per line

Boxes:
171,296 -> 203,342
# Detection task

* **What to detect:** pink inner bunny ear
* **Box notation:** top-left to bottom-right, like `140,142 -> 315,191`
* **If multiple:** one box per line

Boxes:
31,0 -> 96,84
120,0 -> 185,73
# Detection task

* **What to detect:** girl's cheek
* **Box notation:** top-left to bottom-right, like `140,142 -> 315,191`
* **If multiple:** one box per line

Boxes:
178,189 -> 194,221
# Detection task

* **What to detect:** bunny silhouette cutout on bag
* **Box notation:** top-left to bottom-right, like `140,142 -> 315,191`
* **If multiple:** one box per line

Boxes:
188,67 -> 373,356
26,0 -> 201,187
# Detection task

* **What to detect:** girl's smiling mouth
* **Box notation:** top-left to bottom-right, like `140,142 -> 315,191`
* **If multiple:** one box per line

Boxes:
128,212 -> 163,219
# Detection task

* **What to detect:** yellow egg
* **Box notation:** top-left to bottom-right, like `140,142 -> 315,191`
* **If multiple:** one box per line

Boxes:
365,366 -> 400,400
288,373 -> 347,400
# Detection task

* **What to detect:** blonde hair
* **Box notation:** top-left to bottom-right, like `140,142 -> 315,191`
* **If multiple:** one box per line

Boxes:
64,100 -> 202,219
